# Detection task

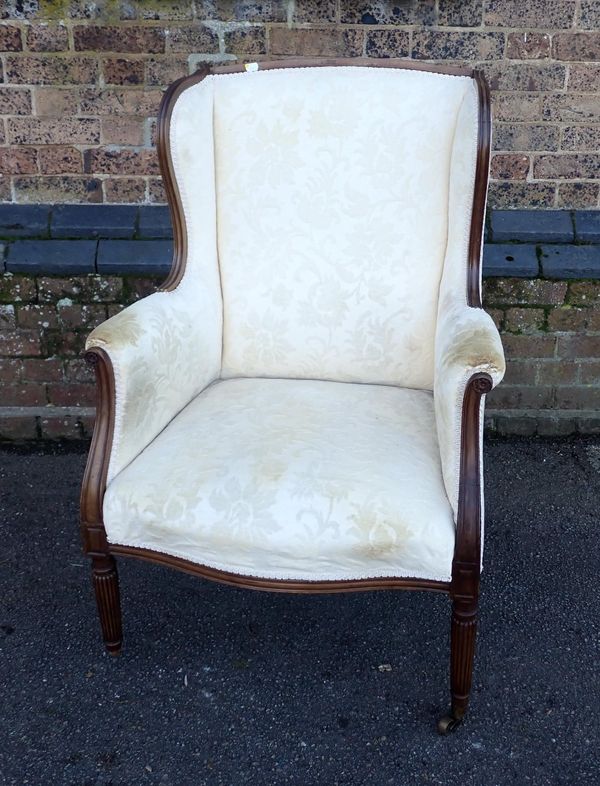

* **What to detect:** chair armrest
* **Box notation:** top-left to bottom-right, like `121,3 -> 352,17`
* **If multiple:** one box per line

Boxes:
86,287 -> 221,484
434,301 -> 505,520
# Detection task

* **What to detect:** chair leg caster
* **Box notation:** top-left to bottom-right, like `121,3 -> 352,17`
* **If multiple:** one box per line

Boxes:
437,713 -> 463,735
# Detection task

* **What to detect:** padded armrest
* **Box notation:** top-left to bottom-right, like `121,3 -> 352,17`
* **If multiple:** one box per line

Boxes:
434,299 -> 505,519
86,287 -> 221,484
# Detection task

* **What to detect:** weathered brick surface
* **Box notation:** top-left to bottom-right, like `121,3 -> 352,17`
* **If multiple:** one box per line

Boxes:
0,1 -> 598,208
0,260 -> 598,438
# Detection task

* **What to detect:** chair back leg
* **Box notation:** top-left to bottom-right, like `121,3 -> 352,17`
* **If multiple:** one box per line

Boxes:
91,554 -> 123,655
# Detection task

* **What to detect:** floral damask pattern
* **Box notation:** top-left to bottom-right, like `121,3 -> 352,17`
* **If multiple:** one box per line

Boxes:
86,280 -> 222,483
87,66 -> 506,583
209,67 -> 475,389
103,379 -> 456,582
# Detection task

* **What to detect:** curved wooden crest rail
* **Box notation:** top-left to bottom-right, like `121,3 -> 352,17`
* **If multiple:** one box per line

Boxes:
80,58 -> 492,734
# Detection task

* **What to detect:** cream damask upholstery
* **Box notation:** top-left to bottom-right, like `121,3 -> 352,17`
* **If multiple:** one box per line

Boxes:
86,64 -> 505,584
103,379 -> 455,582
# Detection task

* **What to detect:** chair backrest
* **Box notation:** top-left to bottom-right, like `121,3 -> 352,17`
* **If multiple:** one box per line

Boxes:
166,62 -> 482,390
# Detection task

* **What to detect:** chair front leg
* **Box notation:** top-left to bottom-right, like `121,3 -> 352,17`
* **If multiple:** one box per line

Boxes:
450,592 -> 478,719
91,554 -> 123,655
438,586 -> 478,734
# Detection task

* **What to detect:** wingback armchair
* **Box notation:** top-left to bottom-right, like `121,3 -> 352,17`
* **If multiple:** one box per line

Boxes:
80,60 -> 505,733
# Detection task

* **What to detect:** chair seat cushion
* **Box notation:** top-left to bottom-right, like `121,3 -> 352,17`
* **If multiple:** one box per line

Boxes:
103,378 -> 455,582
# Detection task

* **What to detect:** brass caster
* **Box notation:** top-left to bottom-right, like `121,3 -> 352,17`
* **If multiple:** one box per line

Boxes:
437,714 -> 463,735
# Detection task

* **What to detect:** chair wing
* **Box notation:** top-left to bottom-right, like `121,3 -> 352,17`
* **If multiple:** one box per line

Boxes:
434,79 -> 505,521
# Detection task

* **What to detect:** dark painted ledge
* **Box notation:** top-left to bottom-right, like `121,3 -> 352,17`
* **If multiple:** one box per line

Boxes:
1,204 -> 600,279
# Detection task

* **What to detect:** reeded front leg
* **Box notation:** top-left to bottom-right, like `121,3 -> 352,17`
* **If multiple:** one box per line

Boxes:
438,596 -> 478,734
91,555 -> 122,655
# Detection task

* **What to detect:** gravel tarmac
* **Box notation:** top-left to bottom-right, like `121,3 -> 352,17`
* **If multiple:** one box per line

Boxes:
1,438 -> 599,786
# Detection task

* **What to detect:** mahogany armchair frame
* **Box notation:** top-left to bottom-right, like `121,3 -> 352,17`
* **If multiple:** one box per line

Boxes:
80,59 -> 492,734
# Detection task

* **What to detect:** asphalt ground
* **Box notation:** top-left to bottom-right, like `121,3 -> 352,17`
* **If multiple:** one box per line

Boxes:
1,438 -> 599,786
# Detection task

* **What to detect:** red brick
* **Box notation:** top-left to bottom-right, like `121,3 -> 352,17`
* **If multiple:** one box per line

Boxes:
33,87 -> 79,117
506,32 -> 551,59
0,148 -> 38,175
37,275 -> 123,304
533,154 -> 600,179
21,357 -> 63,382
135,1 -> 194,20
557,335 -> 600,359
84,147 -> 160,176
148,177 -> 166,204
502,361 -> 537,385
8,117 -> 100,145
26,24 -> 69,52
484,0 -> 576,28
542,94 -> 600,123
4,55 -> 98,85
145,56 -> 188,87
553,32 -> 600,60
536,361 -> 579,384
39,412 -> 83,440
64,358 -> 95,383
166,25 -> 219,53
0,87 -> 32,115
501,334 -> 557,359
568,282 -> 600,306
38,146 -> 83,175
567,64 -> 600,90
0,357 -> 22,382
365,30 -> 410,58
504,307 -> 546,333
224,27 -> 266,55
579,362 -> 600,384
80,88 -> 163,116
557,183 -> 600,209
0,173 -> 9,201
0,413 -> 38,440
0,24 -> 22,51
3,383 -> 47,406
103,57 -> 145,85
17,305 -> 59,330
487,385 -> 554,410
74,25 -> 165,54
57,303 -> 107,329
483,62 -> 565,91
484,279 -> 567,306
13,176 -> 103,204
490,154 -> 529,180
0,274 -> 37,303
0,330 -> 41,356
104,177 -> 147,203
488,182 -> 555,209
100,116 -> 145,146
561,126 -> 600,152
47,383 -> 96,407
554,386 -> 599,410
547,306 -> 600,332
269,27 -> 363,57
42,330 -> 87,357
493,93 -> 542,123
413,31 -> 504,60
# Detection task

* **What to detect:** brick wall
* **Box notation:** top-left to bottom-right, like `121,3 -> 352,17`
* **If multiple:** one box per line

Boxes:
1,1 -> 600,209
0,203 -> 599,439
2,268 -> 599,439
